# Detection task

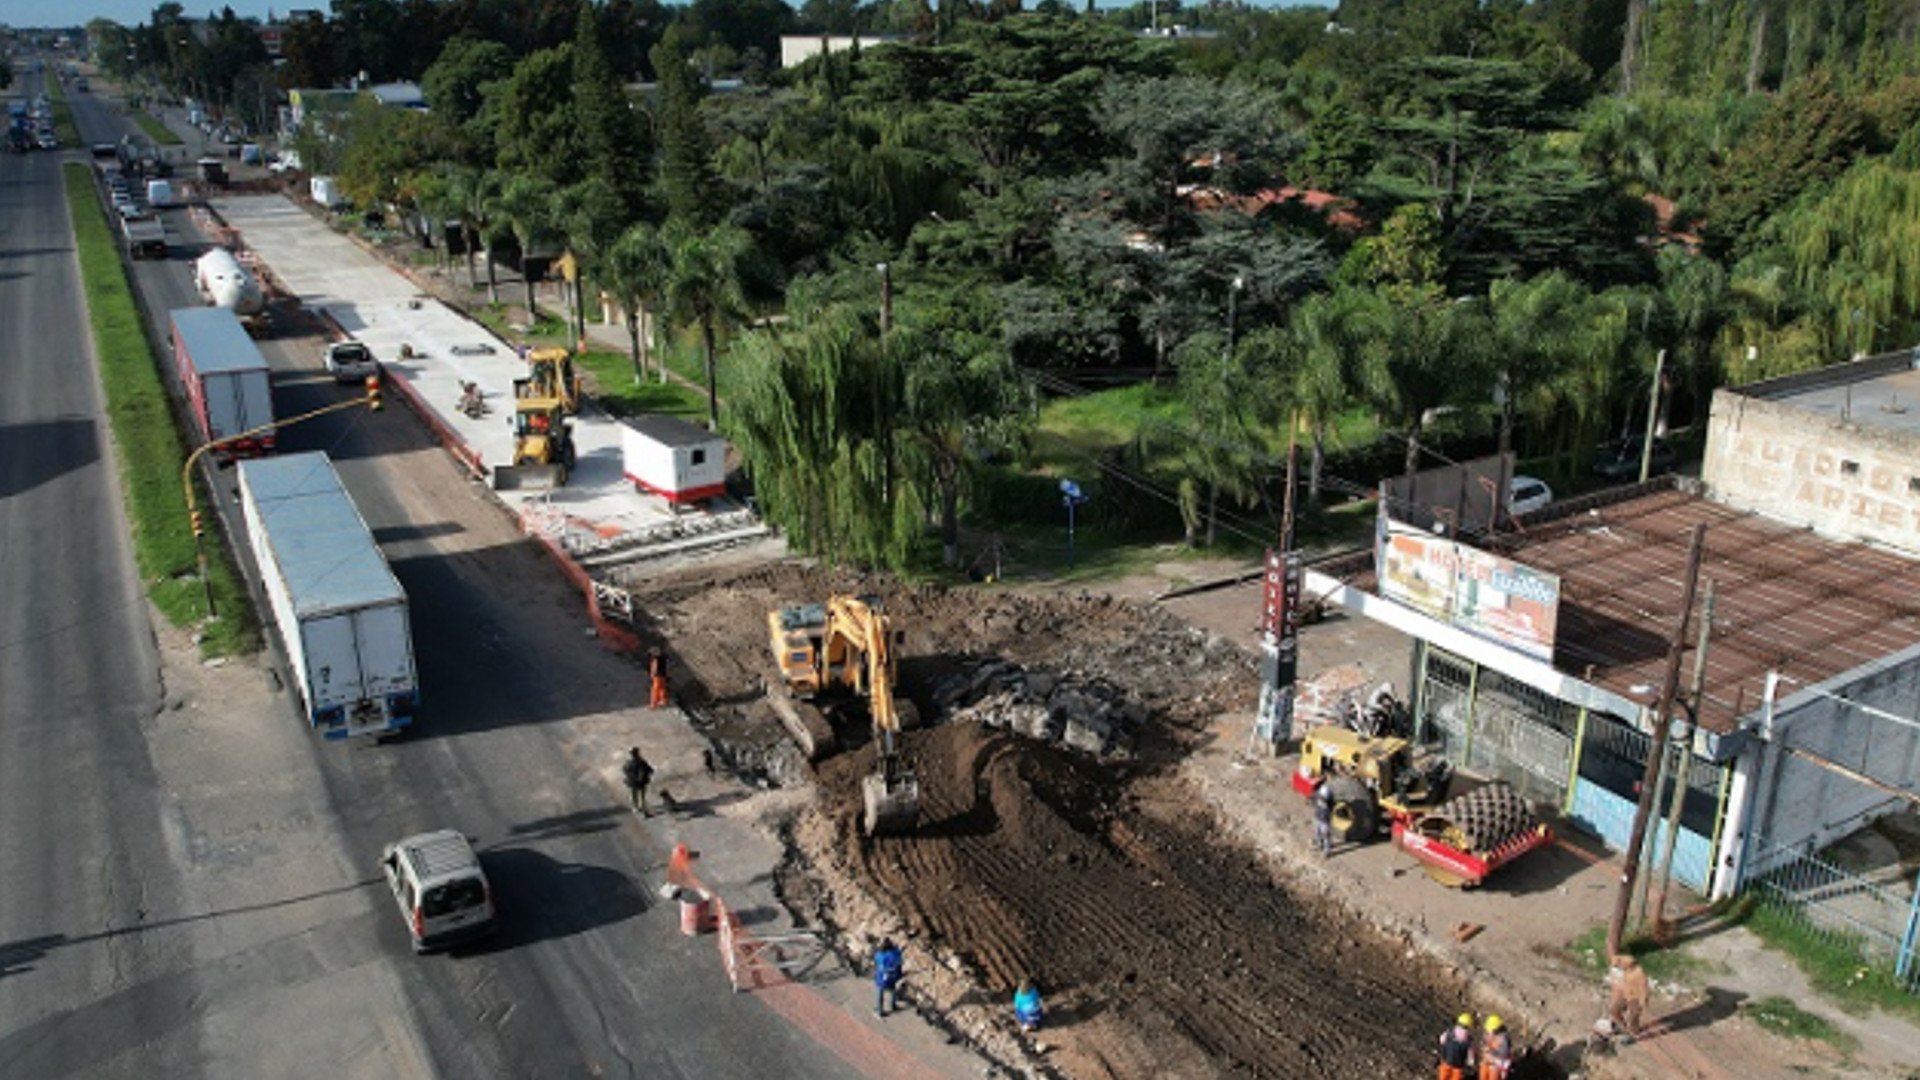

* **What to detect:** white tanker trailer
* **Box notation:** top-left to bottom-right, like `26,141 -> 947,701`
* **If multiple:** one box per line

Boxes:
194,247 -> 265,327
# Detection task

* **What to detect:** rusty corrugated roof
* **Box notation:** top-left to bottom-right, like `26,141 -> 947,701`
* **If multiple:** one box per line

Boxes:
1356,488 -> 1920,732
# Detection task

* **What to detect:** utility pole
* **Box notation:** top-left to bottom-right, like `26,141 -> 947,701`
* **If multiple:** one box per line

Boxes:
1652,581 -> 1716,939
1639,348 -> 1666,483
1608,522 -> 1706,957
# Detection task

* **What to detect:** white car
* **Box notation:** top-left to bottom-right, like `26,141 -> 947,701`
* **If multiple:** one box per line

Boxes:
324,340 -> 379,383
1509,475 -> 1554,517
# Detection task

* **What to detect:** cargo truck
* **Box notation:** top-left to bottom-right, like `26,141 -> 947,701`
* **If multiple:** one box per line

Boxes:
122,214 -> 166,259
238,453 -> 419,739
171,307 -> 274,457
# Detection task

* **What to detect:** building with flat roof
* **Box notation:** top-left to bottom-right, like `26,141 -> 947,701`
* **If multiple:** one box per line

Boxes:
1306,357 -> 1920,904
1703,349 -> 1920,556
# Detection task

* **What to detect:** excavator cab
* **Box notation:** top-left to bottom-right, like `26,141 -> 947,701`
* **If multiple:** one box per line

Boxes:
765,595 -> 921,834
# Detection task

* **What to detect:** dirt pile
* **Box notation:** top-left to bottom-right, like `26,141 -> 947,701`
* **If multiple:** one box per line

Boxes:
640,562 -> 1467,1079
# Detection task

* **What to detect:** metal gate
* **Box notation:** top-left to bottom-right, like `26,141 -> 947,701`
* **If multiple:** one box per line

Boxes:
1415,647 -> 1576,807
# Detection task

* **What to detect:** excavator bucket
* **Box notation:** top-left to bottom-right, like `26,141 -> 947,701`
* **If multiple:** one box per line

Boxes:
861,771 -> 920,835
491,463 -> 566,491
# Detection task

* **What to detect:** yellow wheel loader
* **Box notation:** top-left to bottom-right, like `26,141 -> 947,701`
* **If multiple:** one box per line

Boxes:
492,397 -> 576,491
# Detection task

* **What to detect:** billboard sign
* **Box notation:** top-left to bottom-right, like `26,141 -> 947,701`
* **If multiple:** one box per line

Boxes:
1377,523 -> 1561,660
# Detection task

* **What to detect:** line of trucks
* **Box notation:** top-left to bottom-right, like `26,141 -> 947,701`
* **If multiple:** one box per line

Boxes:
172,305 -> 419,740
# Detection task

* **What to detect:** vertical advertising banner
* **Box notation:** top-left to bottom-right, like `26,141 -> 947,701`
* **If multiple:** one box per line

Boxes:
1257,547 -> 1303,743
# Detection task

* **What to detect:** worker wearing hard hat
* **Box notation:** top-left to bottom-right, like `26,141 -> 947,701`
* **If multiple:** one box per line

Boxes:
1437,1013 -> 1476,1080
1479,1016 -> 1512,1079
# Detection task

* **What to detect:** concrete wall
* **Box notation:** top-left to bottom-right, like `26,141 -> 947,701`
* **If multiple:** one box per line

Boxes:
1701,387 -> 1920,555
1745,643 -> 1920,877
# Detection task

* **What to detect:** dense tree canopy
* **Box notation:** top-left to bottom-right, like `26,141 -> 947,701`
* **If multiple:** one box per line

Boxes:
92,0 -> 1920,569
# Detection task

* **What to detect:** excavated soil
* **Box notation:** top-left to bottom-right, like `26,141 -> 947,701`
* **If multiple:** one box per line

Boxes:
634,561 -> 1472,1079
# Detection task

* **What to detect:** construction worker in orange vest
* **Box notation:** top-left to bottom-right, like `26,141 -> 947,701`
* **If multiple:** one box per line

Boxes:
1479,1015 -> 1512,1079
648,647 -> 671,709
1437,1013 -> 1475,1080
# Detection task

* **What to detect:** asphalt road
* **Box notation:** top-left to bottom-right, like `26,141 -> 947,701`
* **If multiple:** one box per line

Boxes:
0,70 -> 201,1077
1,76 -> 881,1079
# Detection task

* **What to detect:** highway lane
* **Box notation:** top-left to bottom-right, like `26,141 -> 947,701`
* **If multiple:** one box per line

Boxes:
0,69 -> 202,1077
58,80 -> 884,1079
0,78 -> 435,1080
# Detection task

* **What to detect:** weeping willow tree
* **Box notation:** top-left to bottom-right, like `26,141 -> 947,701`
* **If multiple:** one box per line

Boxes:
726,308 -> 927,570
1783,159 -> 1920,358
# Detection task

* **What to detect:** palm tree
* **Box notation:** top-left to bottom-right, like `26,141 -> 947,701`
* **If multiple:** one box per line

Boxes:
602,223 -> 668,385
496,175 -> 559,318
662,223 -> 758,430
447,166 -> 503,297
1283,288 -> 1380,504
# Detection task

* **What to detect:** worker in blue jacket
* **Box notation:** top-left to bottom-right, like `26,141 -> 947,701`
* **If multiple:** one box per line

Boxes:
1013,979 -> 1044,1032
873,938 -> 904,1018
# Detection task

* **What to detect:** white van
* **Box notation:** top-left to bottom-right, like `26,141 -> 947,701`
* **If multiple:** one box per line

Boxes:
381,830 -> 497,953
146,178 -> 173,207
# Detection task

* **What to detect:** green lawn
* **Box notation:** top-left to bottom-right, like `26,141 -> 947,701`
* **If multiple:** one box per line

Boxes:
574,348 -> 710,421
45,77 -> 79,145
63,163 -> 256,657
132,110 -> 183,146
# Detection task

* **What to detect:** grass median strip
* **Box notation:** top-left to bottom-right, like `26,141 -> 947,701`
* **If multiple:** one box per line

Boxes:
132,110 -> 183,147
62,162 -> 256,656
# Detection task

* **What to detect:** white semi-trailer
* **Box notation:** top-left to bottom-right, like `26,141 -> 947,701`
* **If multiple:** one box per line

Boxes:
238,453 -> 419,740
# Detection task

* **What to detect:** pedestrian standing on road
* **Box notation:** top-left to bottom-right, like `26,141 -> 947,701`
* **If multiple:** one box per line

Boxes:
648,647 -> 671,709
621,747 -> 654,816
1478,1015 -> 1512,1079
873,938 -> 904,1018
1012,978 -> 1044,1032
1311,776 -> 1335,856
1607,954 -> 1649,1041
1437,1013 -> 1476,1080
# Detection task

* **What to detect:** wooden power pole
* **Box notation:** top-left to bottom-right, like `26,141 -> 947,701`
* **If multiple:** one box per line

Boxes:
1608,523 -> 1707,957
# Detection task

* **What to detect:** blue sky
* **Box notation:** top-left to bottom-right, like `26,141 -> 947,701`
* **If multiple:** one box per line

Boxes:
5,0 -> 1324,31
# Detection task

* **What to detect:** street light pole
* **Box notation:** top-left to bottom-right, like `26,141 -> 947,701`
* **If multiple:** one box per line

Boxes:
877,261 -> 892,341
180,379 -> 383,619
1226,275 -> 1244,358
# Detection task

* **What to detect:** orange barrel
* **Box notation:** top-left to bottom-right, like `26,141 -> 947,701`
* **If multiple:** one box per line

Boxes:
679,889 -> 711,936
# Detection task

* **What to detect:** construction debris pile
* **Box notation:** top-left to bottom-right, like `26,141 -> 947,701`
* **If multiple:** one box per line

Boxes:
931,661 -> 1147,759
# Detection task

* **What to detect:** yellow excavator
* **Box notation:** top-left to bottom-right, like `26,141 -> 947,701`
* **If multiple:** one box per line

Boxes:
517,346 -> 580,415
766,595 -> 921,834
492,396 -> 576,490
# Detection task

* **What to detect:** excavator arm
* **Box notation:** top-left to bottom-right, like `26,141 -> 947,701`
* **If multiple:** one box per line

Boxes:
823,596 -> 920,834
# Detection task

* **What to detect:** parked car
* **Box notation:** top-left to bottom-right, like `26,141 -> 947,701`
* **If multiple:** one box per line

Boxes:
1509,475 -> 1554,516
1592,437 -> 1677,481
381,829 -> 497,953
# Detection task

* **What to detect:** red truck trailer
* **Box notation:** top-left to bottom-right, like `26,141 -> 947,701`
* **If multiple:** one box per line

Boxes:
172,307 -> 274,458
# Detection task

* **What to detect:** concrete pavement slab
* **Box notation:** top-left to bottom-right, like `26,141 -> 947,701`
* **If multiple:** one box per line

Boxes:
208,194 -> 710,545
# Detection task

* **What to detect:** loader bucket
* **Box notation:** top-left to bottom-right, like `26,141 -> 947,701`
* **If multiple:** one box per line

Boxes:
861,771 -> 920,835
491,463 -> 566,491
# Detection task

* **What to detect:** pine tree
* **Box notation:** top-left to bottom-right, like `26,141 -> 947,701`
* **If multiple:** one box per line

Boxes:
651,27 -> 721,227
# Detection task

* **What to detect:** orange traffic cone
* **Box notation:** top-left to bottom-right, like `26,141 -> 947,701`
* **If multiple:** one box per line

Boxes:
666,842 -> 699,892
